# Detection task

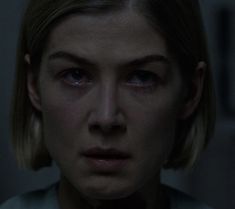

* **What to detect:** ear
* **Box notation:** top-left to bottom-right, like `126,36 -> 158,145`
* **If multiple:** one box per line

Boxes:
25,54 -> 42,111
180,61 -> 206,119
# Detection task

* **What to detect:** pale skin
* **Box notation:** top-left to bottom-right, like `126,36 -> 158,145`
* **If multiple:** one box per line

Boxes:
26,8 -> 205,209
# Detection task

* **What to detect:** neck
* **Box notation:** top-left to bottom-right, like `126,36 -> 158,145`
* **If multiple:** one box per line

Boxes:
57,175 -> 169,209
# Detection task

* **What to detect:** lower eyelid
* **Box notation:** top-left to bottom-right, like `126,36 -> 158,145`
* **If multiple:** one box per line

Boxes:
127,76 -> 159,85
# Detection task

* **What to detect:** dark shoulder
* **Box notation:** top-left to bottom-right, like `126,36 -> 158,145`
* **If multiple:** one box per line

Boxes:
163,185 -> 214,209
0,184 -> 58,209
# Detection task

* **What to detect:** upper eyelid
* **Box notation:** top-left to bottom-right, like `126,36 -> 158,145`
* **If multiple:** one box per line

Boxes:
48,59 -> 168,69
126,69 -> 163,81
47,60 -> 96,77
61,69 -> 158,84
128,70 -> 158,78
51,66 -> 94,79
123,61 -> 168,77
129,71 -> 159,82
49,61 -> 164,83
59,68 -> 92,80
58,68 -> 160,81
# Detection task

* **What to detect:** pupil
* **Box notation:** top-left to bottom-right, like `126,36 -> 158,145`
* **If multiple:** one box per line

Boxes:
72,70 -> 81,80
138,71 -> 151,81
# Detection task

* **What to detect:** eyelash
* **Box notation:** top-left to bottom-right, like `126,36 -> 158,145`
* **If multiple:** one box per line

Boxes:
126,70 -> 159,88
59,68 -> 159,90
59,68 -> 92,87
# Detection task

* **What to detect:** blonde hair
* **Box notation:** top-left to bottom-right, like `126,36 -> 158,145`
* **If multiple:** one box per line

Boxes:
11,0 -> 216,170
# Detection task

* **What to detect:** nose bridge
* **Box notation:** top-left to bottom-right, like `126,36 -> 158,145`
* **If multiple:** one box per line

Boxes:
97,78 -> 119,119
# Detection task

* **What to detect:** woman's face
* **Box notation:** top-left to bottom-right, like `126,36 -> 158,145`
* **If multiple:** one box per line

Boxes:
29,9 -> 186,199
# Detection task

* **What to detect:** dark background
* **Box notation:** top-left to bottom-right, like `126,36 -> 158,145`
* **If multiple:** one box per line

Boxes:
0,0 -> 234,209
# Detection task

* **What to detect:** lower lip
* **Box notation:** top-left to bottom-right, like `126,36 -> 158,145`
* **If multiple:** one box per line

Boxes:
84,157 -> 129,173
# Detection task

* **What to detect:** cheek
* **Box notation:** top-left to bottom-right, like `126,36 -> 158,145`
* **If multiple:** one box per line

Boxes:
123,107 -> 179,189
129,94 -> 182,162
133,111 -> 177,159
40,94 -> 87,163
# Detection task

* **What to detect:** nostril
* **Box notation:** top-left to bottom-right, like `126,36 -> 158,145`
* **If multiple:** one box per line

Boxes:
89,122 -> 126,135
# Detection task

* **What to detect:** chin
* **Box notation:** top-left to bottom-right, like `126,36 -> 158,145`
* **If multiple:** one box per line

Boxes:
82,183 -> 136,200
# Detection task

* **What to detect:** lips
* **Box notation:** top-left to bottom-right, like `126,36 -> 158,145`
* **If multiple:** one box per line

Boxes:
82,147 -> 131,172
82,147 -> 130,160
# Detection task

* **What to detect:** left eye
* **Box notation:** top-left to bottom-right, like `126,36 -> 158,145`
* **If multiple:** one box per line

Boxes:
127,70 -> 158,87
60,68 -> 91,86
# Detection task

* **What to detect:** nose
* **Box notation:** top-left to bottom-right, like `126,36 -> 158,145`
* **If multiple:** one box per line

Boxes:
88,82 -> 126,135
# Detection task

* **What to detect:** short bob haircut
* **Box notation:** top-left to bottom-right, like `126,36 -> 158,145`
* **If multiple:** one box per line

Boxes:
11,0 -> 216,170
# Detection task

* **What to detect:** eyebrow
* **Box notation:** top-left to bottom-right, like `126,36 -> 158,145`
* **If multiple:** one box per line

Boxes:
48,51 -> 171,67
48,51 -> 96,66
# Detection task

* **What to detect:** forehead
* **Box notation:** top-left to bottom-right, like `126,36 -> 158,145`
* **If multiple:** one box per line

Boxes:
45,9 -> 169,63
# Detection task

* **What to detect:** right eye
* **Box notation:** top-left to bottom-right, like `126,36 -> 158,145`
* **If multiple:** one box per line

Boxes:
60,68 -> 92,87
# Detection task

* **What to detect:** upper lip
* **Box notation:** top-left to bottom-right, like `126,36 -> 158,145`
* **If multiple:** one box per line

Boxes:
82,147 -> 131,159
